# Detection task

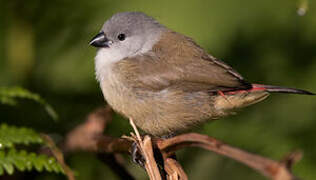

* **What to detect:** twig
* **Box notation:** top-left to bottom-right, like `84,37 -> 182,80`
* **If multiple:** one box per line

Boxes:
96,133 -> 301,180
41,134 -> 75,180
129,118 -> 141,141
61,106 -> 134,180
164,158 -> 188,180
128,118 -> 162,180
63,106 -> 113,152
56,107 -> 302,180
156,133 -> 300,180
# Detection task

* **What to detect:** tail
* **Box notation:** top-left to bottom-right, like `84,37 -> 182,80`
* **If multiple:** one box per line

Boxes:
253,84 -> 315,95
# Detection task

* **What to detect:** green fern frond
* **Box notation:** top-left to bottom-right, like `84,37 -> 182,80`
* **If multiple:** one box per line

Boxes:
0,87 -> 58,120
0,149 -> 64,175
0,124 -> 66,176
0,124 -> 43,149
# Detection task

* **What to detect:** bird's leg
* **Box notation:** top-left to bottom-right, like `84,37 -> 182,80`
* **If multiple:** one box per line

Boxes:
128,117 -> 146,168
131,141 -> 145,168
131,139 -> 168,179
131,132 -> 175,174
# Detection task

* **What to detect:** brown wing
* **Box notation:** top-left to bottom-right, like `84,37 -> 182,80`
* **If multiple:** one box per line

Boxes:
115,31 -> 251,92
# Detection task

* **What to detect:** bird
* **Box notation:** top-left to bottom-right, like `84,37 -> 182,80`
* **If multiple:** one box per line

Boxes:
89,12 -> 314,137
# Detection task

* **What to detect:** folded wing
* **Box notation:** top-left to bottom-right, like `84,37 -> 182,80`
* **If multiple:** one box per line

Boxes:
115,31 -> 252,93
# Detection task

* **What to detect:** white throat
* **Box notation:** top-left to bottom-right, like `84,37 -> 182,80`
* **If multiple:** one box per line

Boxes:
95,47 -> 126,82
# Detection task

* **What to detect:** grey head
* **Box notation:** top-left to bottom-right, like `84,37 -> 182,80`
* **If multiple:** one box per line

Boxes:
90,12 -> 167,60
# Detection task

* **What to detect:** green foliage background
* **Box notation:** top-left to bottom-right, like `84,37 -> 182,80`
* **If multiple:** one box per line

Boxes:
1,0 -> 316,179
0,124 -> 64,176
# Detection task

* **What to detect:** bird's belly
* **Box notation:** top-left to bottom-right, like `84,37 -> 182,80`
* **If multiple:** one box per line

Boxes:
102,80 -> 217,135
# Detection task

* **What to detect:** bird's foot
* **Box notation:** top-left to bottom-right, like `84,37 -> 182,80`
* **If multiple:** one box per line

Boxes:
131,141 -> 145,168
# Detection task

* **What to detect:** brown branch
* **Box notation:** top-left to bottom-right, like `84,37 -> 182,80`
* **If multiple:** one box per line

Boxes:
63,106 -> 113,152
155,133 -> 300,180
128,118 -> 162,180
142,135 -> 163,180
164,158 -> 188,180
51,106 -> 302,180
97,135 -> 132,154
95,133 -> 300,180
60,106 -> 134,180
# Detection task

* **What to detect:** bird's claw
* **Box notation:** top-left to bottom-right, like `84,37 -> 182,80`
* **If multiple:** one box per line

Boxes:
131,142 -> 145,168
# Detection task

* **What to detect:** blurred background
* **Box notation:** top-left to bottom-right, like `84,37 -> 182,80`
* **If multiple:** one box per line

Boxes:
1,0 -> 316,179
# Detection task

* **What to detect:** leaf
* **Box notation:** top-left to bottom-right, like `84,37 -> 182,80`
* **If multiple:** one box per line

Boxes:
0,87 -> 58,120
0,148 -> 64,175
0,124 -> 43,149
2,162 -> 14,175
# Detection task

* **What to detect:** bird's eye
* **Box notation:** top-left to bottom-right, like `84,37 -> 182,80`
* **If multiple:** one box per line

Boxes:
117,33 -> 126,41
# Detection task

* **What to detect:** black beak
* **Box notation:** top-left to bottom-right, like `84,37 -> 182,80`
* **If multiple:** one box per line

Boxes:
89,31 -> 111,48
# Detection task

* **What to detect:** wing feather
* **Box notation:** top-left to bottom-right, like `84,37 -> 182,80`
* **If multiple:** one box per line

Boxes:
114,31 -> 251,92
